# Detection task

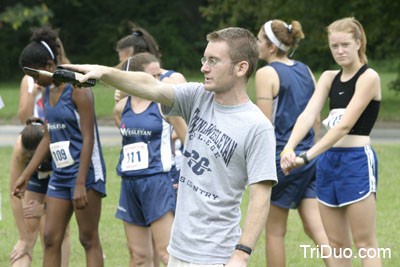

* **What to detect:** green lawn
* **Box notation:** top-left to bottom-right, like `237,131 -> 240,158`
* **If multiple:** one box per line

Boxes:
1,71 -> 400,122
0,144 -> 399,266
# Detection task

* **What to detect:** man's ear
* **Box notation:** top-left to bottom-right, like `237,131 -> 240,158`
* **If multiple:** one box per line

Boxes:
236,61 -> 249,78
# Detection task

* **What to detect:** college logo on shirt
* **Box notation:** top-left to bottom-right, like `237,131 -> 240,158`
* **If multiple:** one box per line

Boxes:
188,108 -> 238,167
120,124 -> 152,136
183,149 -> 212,175
47,122 -> 66,131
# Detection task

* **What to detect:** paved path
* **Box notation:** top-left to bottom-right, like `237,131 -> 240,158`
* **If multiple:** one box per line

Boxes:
1,122 -> 399,147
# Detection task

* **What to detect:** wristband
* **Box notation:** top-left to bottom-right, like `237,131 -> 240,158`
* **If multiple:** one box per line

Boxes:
299,151 -> 310,164
280,148 -> 294,158
235,244 -> 252,255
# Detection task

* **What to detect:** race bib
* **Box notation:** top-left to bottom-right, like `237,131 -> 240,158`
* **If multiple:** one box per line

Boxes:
322,108 -> 346,130
49,141 -> 75,169
38,171 -> 52,180
121,142 -> 149,171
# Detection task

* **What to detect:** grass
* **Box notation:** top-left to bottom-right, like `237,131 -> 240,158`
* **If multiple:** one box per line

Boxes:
1,70 -> 400,122
0,144 -> 399,266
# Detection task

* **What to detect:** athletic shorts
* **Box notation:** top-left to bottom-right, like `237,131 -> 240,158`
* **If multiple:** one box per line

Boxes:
46,173 -> 106,200
116,173 -> 176,226
26,172 -> 50,194
169,164 -> 180,190
316,145 -> 378,207
272,156 -> 316,209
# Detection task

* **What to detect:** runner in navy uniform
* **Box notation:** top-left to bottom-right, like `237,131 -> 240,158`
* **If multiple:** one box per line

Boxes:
113,52 -> 185,266
256,19 -> 331,267
14,27 -> 106,267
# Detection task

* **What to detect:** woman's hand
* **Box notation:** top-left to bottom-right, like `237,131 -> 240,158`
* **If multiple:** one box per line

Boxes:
13,175 -> 29,198
23,200 -> 45,218
280,149 -> 297,175
10,240 -> 32,264
73,183 -> 88,210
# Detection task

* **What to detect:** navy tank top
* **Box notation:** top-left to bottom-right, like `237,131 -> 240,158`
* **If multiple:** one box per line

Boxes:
269,61 -> 315,153
44,84 -> 106,181
116,97 -> 173,177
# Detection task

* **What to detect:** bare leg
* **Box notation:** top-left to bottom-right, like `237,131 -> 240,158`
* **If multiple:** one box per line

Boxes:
298,198 -> 333,266
61,224 -> 70,267
151,236 -> 160,267
151,211 -> 174,266
318,203 -> 352,267
347,194 -> 381,267
124,221 -> 154,267
265,204 -> 289,267
74,189 -> 103,267
43,196 -> 73,267
11,191 -> 45,267
11,254 -> 31,267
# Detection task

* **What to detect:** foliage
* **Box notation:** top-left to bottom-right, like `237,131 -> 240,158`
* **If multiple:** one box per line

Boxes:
0,0 -> 400,80
199,0 -> 400,71
389,77 -> 400,95
0,3 -> 53,30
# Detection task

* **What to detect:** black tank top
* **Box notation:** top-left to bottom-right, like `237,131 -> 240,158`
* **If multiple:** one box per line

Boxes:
329,64 -> 380,135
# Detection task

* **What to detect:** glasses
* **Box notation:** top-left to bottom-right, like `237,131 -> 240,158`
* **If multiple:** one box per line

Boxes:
201,57 -> 220,67
201,57 -> 237,67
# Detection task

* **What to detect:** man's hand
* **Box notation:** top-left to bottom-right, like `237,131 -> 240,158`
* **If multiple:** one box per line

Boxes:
226,250 -> 250,267
62,64 -> 108,83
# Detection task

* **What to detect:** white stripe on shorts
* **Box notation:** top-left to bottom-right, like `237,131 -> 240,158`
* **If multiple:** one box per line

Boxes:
364,145 -> 377,193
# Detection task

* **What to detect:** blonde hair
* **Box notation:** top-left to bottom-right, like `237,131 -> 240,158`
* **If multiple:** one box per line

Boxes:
261,19 -> 305,57
327,17 -> 368,64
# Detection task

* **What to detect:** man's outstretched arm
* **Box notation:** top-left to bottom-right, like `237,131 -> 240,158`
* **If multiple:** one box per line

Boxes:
63,64 -> 175,107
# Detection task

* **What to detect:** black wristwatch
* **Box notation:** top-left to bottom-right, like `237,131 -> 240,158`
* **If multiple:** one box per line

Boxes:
299,151 -> 310,165
235,244 -> 252,255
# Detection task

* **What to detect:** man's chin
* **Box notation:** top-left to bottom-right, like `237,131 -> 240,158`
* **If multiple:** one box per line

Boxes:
204,84 -> 213,91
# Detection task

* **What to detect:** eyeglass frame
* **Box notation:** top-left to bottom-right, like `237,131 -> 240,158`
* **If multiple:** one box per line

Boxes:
200,57 -> 239,67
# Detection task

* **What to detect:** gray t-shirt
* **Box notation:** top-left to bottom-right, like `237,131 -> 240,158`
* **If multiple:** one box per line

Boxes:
166,82 -> 277,264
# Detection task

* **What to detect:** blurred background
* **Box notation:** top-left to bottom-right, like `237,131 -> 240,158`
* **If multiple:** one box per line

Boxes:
1,0 -> 399,122
0,0 -> 399,76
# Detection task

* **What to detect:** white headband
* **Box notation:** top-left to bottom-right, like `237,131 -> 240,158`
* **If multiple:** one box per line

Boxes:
263,20 -> 289,52
40,41 -> 55,60
125,57 -> 132,71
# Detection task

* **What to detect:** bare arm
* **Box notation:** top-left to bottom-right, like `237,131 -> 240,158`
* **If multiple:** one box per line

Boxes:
63,64 -> 175,107
165,115 -> 187,143
226,181 -> 273,266
9,137 -> 37,263
255,66 -> 279,121
160,72 -> 188,143
113,98 -> 128,128
9,136 -> 31,241
71,86 -> 96,209
18,75 -> 41,124
280,70 -> 333,173
308,68 -> 321,141
13,126 -> 51,197
305,69 -> 381,160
